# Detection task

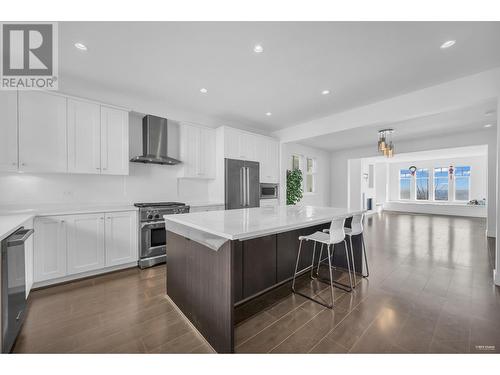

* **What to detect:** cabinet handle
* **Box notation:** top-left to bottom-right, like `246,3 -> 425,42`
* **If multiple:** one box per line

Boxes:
96,167 -> 100,170
21,162 -> 26,166
12,162 -> 16,166
60,220 -> 65,223
100,217 -> 104,220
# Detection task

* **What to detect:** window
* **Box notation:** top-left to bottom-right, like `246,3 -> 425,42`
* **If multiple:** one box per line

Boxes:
416,168 -> 429,200
434,167 -> 449,201
305,157 -> 316,193
291,155 -> 300,170
454,166 -> 470,201
399,169 -> 411,200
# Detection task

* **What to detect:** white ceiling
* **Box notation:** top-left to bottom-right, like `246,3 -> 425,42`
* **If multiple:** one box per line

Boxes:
58,22 -> 500,132
298,99 -> 497,151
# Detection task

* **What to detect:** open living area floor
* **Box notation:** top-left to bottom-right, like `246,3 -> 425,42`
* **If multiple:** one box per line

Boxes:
13,212 -> 500,354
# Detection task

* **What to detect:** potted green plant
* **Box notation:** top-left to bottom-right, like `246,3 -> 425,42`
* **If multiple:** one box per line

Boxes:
286,169 -> 303,205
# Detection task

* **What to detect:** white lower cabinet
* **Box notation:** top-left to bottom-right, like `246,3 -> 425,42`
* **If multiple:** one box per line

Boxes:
105,211 -> 138,267
66,213 -> 105,275
34,210 -> 138,284
34,216 -> 68,282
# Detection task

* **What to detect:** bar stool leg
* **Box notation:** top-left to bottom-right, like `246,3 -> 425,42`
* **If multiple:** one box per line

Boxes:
310,241 -> 317,279
362,234 -> 369,278
326,244 -> 335,308
344,240 -> 354,291
291,239 -> 303,292
349,236 -> 357,288
316,243 -> 324,275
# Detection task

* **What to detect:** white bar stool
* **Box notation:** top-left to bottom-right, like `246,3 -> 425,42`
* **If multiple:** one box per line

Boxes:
291,217 -> 348,309
345,213 -> 369,280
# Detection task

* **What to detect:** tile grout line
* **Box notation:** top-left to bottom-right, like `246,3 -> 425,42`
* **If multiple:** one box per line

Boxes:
235,274 -> 349,350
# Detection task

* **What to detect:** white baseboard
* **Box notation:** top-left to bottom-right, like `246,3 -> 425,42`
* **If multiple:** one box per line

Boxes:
33,262 -> 138,289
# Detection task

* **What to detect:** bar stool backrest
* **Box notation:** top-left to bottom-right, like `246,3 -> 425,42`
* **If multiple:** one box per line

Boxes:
350,213 -> 364,235
328,217 -> 346,244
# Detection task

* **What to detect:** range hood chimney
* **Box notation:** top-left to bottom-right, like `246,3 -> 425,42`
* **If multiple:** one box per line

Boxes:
130,115 -> 181,165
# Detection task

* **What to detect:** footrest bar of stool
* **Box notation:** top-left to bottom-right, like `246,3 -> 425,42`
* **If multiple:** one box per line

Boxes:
292,288 -> 333,309
315,275 -> 353,293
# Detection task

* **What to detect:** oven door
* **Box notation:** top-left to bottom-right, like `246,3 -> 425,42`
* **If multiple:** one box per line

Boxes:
140,221 -> 166,259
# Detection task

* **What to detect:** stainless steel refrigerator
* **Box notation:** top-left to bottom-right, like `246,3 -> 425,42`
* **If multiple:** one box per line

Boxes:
225,158 -> 260,210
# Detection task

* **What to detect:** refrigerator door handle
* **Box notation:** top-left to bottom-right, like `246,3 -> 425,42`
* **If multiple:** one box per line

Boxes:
245,167 -> 250,207
240,167 -> 245,206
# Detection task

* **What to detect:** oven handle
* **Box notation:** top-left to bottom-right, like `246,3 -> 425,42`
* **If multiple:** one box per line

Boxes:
141,221 -> 166,229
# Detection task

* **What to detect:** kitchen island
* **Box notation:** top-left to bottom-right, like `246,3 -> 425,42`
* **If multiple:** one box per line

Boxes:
164,205 -> 365,353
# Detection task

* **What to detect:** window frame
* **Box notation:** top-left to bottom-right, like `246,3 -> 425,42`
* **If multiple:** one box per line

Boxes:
415,168 -> 430,201
454,166 -> 471,202
433,167 -> 449,201
399,169 -> 412,200
304,157 -> 317,195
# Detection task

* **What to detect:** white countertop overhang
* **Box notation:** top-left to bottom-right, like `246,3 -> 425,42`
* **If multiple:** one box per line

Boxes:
164,205 -> 363,241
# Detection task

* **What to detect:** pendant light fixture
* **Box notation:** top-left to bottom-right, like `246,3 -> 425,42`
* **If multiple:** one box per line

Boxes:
378,129 -> 394,158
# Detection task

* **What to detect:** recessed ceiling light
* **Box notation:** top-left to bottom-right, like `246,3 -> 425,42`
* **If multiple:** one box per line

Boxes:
485,110 -> 495,117
321,90 -> 331,95
253,44 -> 264,53
440,40 -> 456,49
265,112 -> 272,116
484,124 -> 493,128
200,88 -> 208,94
74,42 -> 87,51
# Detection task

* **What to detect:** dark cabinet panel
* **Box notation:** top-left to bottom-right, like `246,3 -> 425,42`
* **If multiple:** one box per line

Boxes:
276,224 -> 329,283
242,235 -> 276,299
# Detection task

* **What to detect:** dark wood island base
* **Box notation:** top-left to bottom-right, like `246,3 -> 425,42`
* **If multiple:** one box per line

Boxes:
166,222 -> 364,353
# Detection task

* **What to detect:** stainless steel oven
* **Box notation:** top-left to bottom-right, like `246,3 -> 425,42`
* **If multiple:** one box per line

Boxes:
135,202 -> 189,269
260,183 -> 279,199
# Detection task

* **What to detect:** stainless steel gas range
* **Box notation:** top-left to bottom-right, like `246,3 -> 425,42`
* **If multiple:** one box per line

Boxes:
134,202 -> 190,269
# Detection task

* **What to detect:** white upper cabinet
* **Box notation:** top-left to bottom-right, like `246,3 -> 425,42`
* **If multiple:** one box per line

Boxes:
223,126 -> 258,162
0,91 -> 18,172
67,99 -> 101,174
259,138 -> 280,183
104,211 -> 138,267
18,91 -> 68,173
222,126 -> 279,183
179,123 -> 215,179
100,106 -> 129,175
66,213 -> 105,275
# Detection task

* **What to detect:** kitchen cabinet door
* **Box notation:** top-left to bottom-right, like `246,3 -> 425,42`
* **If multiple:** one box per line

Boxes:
242,235 -> 277,299
66,213 -> 105,275
67,99 -> 101,174
179,123 -> 201,177
0,91 -> 18,172
259,138 -> 279,183
34,216 -> 67,282
18,91 -> 67,173
100,106 -> 129,175
179,124 -> 215,179
238,132 -> 257,161
105,211 -> 138,267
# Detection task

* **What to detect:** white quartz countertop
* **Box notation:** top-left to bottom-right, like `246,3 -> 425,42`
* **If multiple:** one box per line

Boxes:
164,205 -> 363,241
0,203 -> 138,216
0,203 -> 138,242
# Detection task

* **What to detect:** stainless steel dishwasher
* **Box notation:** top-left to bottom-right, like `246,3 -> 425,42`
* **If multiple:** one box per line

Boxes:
1,227 -> 33,353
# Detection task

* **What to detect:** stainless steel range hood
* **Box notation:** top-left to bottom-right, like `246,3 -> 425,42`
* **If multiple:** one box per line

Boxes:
130,115 -> 181,165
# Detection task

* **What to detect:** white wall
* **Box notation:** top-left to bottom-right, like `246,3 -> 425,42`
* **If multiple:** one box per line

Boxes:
387,155 -> 487,202
374,163 -> 388,205
0,113 -> 210,206
330,128 -> 497,235
280,142 -> 331,206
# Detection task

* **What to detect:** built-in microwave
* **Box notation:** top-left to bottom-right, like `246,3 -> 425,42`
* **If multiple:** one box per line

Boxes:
260,183 -> 279,199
